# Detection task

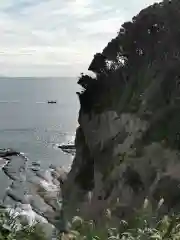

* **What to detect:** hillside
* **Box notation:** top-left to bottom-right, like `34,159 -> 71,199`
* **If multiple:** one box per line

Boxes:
61,0 -> 180,234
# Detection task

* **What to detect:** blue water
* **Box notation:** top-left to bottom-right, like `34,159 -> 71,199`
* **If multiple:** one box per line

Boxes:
0,77 -> 80,170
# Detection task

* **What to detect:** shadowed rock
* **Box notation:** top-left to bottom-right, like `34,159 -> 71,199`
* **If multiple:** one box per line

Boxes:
58,144 -> 76,156
61,0 -> 180,225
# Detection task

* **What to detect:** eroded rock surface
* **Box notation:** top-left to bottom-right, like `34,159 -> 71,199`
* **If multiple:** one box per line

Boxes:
0,149 -> 68,235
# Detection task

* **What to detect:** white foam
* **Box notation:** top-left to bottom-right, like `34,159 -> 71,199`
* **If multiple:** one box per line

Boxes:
54,134 -> 75,149
65,134 -> 75,144
0,158 -> 8,169
39,179 -> 59,193
19,152 -> 25,156
7,203 -> 48,227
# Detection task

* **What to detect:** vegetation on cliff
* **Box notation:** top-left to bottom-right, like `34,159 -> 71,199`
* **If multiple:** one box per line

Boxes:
2,200 -> 180,239
62,0 -> 180,238
0,208 -> 47,239
77,0 -> 180,116
67,199 -> 180,240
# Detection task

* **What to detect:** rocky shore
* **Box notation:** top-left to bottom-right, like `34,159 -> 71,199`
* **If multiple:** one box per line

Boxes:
0,144 -> 74,237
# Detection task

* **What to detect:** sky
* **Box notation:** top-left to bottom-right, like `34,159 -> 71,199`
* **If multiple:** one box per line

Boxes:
0,0 -> 161,77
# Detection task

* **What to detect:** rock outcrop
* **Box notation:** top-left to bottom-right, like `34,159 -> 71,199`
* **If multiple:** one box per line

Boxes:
62,0 -> 180,226
0,149 -> 68,235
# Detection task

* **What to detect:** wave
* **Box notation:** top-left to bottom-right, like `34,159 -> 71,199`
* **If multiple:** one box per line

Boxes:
53,133 -> 75,148
0,100 -> 20,103
0,128 -> 37,133
0,101 -> 10,103
11,101 -> 20,103
0,127 -> 64,133
0,101 -> 56,104
53,134 -> 76,160
65,134 -> 75,144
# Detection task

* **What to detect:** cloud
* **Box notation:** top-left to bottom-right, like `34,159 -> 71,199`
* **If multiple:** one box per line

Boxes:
78,17 -> 124,36
0,0 -> 160,77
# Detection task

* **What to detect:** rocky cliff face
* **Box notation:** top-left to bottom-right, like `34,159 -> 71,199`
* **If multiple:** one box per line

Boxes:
62,0 -> 180,226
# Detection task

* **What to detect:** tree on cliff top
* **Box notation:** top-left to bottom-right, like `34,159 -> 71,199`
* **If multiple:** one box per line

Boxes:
77,0 -> 180,113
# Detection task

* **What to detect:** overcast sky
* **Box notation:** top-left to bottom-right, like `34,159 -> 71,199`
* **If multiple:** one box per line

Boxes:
0,0 -> 160,77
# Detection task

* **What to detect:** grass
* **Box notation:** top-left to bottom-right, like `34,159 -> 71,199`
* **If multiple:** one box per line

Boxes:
1,199 -> 180,239
0,207 -> 47,240
61,199 -> 180,240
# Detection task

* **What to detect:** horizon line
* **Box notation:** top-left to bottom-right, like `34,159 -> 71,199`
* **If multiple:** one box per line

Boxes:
0,76 -> 78,78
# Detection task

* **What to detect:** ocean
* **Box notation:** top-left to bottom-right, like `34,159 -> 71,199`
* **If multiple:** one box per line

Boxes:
0,77 -> 80,199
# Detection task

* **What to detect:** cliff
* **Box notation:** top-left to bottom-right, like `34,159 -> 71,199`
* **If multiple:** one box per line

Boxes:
62,0 -> 180,229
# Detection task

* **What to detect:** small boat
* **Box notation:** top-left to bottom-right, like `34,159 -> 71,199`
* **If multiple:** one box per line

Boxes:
47,101 -> 57,104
